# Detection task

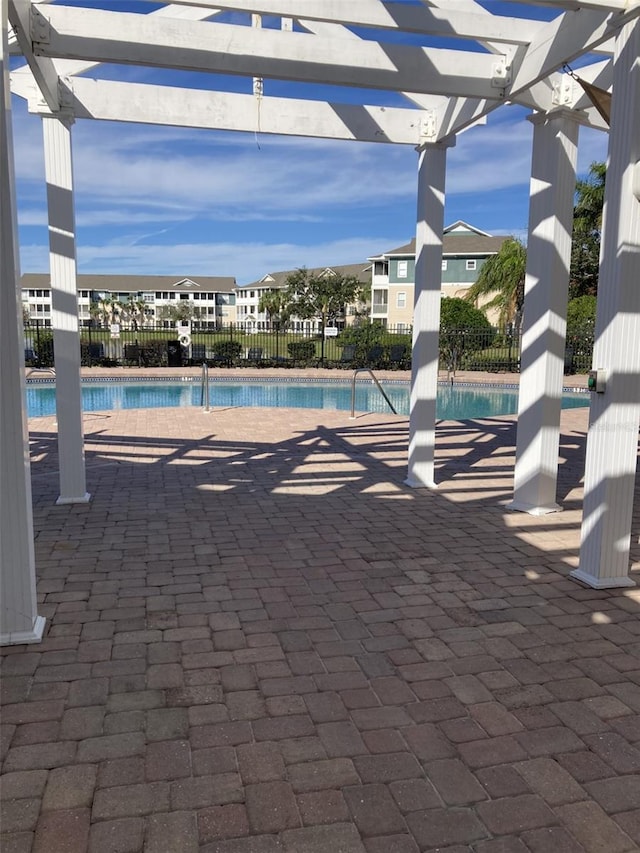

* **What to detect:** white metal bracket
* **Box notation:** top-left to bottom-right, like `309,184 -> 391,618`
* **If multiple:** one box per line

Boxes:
552,73 -> 577,108
30,4 -> 50,46
419,110 -> 437,143
54,78 -> 76,124
491,54 -> 512,93
27,79 -> 75,124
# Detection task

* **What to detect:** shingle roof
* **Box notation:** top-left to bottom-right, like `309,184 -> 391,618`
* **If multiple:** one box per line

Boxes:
378,234 -> 508,257
20,273 -> 236,293
237,263 -> 371,291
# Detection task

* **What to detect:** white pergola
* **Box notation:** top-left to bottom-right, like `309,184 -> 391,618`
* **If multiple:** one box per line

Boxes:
1,0 -> 639,645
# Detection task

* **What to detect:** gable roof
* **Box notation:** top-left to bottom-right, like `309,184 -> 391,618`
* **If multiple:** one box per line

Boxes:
443,220 -> 492,237
374,229 -> 508,259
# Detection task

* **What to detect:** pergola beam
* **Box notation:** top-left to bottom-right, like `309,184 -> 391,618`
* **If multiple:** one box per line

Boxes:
58,77 -> 428,145
135,0 -> 544,45
10,1 -> 224,85
500,0 -> 628,11
432,4 -> 621,138
508,7 -> 617,97
31,5 -> 506,101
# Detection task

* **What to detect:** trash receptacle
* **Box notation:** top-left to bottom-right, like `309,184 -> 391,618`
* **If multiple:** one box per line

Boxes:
564,346 -> 574,375
167,340 -> 182,367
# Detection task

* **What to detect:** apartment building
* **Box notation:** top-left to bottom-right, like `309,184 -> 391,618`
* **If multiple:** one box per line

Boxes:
369,221 -> 508,328
21,274 -> 237,327
235,263 -> 371,332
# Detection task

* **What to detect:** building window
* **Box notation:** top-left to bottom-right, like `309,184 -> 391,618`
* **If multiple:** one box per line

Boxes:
441,260 -> 448,271
396,291 -> 406,309
397,260 -> 408,278
372,290 -> 388,315
466,259 -> 477,271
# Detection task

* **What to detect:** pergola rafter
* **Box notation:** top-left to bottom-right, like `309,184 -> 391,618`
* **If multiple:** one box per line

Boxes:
51,77 -> 431,145
24,5 -> 510,101
135,0 -> 548,45
9,0 -> 623,142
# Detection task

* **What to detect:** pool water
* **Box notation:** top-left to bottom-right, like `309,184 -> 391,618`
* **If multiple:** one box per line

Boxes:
25,380 -> 589,420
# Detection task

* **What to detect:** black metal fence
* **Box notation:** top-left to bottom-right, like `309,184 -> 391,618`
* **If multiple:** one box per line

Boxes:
23,321 -> 594,373
438,326 -> 593,374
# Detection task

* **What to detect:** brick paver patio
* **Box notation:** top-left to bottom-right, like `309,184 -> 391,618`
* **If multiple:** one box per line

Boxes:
2,371 -> 639,852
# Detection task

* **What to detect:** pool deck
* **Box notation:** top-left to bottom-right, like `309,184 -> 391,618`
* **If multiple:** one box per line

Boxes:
3,368 -> 640,853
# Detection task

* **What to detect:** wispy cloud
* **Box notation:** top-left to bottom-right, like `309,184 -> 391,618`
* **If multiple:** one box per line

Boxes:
19,236 -> 397,284
11,81 -> 609,282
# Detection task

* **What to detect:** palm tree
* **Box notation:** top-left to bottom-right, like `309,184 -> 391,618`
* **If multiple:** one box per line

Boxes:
258,289 -> 292,331
123,295 -> 147,331
574,161 -> 606,229
464,237 -> 527,329
570,161 -> 605,299
94,295 -> 124,328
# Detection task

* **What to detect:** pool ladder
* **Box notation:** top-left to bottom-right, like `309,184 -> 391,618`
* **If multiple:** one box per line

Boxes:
200,362 -> 211,413
349,368 -> 397,420
26,367 -> 56,378
200,362 -> 397,419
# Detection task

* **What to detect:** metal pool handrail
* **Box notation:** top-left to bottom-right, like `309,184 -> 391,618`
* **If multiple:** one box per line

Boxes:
349,368 -> 397,420
200,362 -> 211,412
26,367 -> 56,378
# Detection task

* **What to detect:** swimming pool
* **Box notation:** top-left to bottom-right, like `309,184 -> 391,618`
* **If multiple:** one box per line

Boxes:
25,379 -> 590,420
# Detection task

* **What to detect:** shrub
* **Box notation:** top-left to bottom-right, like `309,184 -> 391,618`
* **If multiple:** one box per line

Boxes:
29,329 -> 55,367
215,340 -> 243,364
337,321 -> 385,350
439,298 -> 495,372
141,340 -> 167,367
566,295 -> 596,373
287,341 -> 317,363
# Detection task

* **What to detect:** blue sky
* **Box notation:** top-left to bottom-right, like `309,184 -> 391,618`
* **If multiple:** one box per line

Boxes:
11,2 -> 609,285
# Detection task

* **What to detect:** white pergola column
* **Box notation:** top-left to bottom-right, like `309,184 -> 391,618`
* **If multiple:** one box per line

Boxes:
42,114 -> 90,505
571,19 -> 640,589
508,109 -> 579,515
406,140 -> 454,489
0,0 -> 45,645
